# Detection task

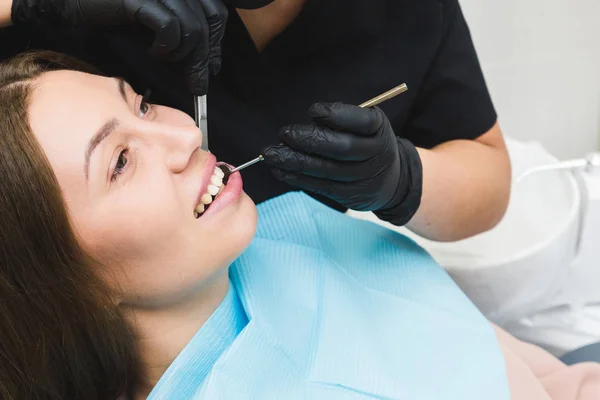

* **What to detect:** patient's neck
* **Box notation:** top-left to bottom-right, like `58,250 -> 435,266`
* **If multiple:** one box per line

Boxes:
123,272 -> 230,399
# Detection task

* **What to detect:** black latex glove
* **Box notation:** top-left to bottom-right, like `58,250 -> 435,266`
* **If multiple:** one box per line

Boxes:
263,102 -> 423,226
11,0 -> 228,95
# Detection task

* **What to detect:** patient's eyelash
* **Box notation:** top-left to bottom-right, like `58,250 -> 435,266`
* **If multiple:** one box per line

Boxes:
138,89 -> 153,118
111,147 -> 130,182
139,101 -> 150,117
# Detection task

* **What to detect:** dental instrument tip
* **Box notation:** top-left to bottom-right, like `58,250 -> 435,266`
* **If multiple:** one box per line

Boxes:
228,155 -> 264,174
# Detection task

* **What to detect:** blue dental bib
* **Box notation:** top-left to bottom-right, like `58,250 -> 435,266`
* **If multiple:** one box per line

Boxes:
149,192 -> 508,400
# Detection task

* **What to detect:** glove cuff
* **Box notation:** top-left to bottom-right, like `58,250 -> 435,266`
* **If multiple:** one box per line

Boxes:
374,138 -> 423,226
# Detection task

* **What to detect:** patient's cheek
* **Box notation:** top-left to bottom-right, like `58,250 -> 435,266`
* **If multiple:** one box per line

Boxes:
75,208 -> 170,270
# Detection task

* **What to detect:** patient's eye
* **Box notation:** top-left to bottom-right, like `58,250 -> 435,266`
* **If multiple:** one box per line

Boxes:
138,101 -> 150,118
137,89 -> 152,118
111,147 -> 130,181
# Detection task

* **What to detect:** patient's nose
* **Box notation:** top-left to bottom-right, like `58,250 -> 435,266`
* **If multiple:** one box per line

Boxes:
146,123 -> 202,173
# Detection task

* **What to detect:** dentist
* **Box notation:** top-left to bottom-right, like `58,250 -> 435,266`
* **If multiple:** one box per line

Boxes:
0,0 -> 511,241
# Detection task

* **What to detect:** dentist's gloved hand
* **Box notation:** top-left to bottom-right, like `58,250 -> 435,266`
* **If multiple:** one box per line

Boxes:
263,102 -> 423,226
11,0 -> 228,95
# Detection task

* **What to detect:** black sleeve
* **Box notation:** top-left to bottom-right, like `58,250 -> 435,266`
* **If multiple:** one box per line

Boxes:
404,0 -> 497,149
0,26 -> 31,61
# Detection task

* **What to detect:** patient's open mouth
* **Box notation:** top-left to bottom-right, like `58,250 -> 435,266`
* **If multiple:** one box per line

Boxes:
194,165 -> 229,218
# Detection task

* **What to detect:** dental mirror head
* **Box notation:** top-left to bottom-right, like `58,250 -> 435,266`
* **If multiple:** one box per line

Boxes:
220,155 -> 265,184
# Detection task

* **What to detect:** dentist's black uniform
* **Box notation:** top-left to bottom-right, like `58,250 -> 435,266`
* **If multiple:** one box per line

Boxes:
1,0 -> 496,226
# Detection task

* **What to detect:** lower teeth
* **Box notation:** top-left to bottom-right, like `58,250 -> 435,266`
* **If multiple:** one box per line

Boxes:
195,184 -> 225,219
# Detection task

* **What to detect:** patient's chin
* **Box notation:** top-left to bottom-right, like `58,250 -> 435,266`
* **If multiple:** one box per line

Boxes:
197,192 -> 257,264
222,193 -> 257,256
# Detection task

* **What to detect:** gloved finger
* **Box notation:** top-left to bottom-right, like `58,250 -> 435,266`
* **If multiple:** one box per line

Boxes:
183,48 -> 210,95
159,0 -> 206,62
271,169 -> 377,210
309,102 -> 385,136
133,1 -> 181,57
177,1 -> 210,95
198,0 -> 228,75
277,124 -> 381,161
263,145 -> 375,182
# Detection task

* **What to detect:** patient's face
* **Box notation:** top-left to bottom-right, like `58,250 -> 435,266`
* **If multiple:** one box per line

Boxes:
28,70 -> 257,307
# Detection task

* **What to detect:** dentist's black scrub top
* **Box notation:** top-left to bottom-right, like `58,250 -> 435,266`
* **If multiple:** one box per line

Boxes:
0,0 -> 497,212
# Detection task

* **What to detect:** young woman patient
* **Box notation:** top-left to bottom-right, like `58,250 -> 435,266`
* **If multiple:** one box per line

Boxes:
0,51 -> 598,400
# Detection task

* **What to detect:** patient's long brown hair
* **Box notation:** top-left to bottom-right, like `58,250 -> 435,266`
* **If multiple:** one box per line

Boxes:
0,51 -> 137,399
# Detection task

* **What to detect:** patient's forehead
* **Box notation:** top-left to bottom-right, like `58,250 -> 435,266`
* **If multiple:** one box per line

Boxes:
26,71 -> 125,200
28,70 -> 126,145
30,70 -> 119,119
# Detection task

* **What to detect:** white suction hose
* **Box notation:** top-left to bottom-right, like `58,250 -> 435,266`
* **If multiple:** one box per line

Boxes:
516,152 -> 600,183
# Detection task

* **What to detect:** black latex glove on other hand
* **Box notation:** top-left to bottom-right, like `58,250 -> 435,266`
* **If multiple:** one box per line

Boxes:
263,102 -> 423,226
11,0 -> 228,95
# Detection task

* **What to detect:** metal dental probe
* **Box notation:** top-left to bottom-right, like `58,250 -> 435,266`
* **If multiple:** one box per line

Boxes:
195,95 -> 209,151
228,155 -> 265,173
223,83 -> 409,178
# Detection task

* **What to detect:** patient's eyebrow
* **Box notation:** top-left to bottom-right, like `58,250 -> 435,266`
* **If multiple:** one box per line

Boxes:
84,78 -> 129,181
84,118 -> 119,181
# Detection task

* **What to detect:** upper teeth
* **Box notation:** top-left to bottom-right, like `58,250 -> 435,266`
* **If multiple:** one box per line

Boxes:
214,167 -> 225,178
195,166 -> 226,217
207,184 -> 219,196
